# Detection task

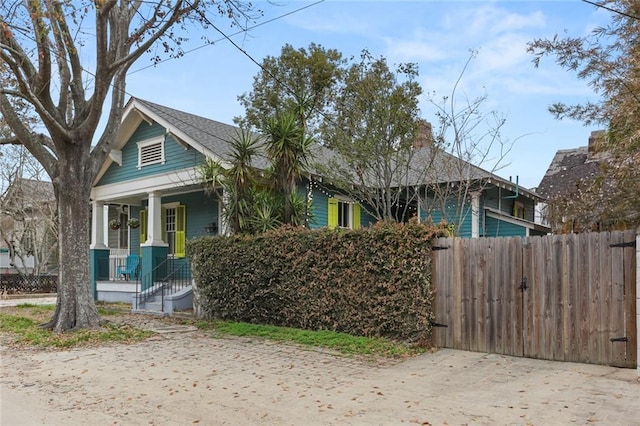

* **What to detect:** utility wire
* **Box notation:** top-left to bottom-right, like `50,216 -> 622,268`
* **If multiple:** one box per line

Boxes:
581,0 -> 640,21
129,0 -> 325,75
186,0 -> 337,130
2,1 -> 325,146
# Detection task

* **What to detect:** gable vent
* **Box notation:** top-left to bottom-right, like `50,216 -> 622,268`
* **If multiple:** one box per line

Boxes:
137,137 -> 165,169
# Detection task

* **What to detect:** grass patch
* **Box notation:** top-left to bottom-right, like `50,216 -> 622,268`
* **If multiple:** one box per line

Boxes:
0,303 -> 152,349
195,320 -> 423,358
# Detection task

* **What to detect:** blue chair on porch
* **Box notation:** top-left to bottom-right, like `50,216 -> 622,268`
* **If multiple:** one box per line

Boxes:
117,254 -> 140,280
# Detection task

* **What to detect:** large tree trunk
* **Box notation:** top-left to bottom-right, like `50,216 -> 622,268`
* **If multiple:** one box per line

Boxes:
42,144 -> 101,332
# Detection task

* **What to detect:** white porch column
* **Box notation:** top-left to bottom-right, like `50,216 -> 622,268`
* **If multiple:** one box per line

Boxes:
416,187 -> 421,223
144,191 -> 166,246
471,192 -> 480,238
90,200 -> 107,249
219,189 -> 231,236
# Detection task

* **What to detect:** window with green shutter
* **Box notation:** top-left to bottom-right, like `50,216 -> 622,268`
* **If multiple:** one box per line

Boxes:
162,204 -> 186,258
328,197 -> 360,230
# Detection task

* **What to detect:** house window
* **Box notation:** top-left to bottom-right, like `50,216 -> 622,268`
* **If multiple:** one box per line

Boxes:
513,201 -> 525,219
328,197 -> 361,230
161,204 -> 186,258
165,207 -> 176,255
118,212 -> 129,249
137,136 -> 165,169
338,200 -> 351,228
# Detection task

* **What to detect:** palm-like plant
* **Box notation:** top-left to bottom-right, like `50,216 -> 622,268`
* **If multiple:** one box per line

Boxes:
263,112 -> 313,225
198,129 -> 261,233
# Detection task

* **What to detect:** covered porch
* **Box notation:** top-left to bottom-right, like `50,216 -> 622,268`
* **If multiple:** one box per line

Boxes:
89,183 -> 222,314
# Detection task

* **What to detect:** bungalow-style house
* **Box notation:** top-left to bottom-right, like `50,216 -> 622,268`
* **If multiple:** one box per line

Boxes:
0,178 -> 58,275
90,98 -> 549,313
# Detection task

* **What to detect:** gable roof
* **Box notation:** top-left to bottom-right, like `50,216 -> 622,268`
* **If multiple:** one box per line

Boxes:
536,146 -> 601,199
94,97 -> 270,184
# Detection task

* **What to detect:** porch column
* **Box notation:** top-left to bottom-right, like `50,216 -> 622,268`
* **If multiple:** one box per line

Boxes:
471,192 -> 480,238
219,189 -> 230,236
145,191 -> 165,245
90,200 -> 107,249
90,200 -> 109,300
140,191 -> 168,292
416,187 -> 421,223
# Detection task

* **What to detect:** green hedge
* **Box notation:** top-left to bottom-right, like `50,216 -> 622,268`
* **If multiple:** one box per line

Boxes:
187,221 -> 443,341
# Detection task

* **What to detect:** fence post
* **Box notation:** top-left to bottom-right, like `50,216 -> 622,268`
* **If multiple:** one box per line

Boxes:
636,226 -> 640,377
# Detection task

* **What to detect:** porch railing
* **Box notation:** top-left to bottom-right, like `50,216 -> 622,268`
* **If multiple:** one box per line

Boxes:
135,257 -> 192,312
96,254 -> 140,282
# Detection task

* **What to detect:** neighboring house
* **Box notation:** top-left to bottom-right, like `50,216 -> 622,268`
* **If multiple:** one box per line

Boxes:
536,130 -> 607,233
90,97 -> 549,312
411,147 -> 550,238
0,178 -> 58,275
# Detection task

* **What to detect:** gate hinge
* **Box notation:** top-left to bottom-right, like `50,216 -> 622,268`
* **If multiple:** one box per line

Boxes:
609,241 -> 636,248
432,246 -> 449,251
430,321 -> 448,328
610,336 -> 629,343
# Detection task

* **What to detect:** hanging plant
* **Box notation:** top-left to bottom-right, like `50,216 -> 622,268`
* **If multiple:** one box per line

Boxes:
127,218 -> 140,229
109,219 -> 121,230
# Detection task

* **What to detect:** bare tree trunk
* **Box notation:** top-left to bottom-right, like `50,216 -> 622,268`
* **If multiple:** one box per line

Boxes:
42,146 -> 100,332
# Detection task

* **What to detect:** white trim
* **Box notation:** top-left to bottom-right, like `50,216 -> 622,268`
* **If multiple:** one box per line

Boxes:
137,136 -> 165,169
485,207 -> 537,229
91,167 -> 201,201
109,150 -> 122,166
93,98 -> 231,185
471,192 -> 480,238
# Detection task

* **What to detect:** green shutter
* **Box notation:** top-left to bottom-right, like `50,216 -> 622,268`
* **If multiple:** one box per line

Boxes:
175,205 -> 186,258
328,197 -> 338,229
161,207 -> 166,242
140,210 -> 147,244
353,203 -> 361,230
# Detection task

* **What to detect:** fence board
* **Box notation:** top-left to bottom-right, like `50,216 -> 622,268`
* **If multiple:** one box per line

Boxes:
623,230 -> 637,368
609,231 -> 627,366
565,234 -> 579,362
432,230 -> 637,368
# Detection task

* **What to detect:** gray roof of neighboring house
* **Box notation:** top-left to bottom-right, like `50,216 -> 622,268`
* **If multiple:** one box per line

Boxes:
3,178 -> 55,210
536,146 -> 601,199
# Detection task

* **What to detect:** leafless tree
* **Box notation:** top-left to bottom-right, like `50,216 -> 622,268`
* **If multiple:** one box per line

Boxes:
0,0 -> 257,331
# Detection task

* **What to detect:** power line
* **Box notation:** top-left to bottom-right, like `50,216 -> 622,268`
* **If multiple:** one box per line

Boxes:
129,1 -> 326,75
581,0 -> 640,21
187,0 -> 337,130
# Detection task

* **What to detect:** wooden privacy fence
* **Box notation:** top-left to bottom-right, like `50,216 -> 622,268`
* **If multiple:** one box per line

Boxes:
432,230 -> 637,368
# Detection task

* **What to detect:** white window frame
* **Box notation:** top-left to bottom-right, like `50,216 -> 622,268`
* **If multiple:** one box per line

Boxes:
137,136 -> 166,169
334,196 -> 353,229
162,202 -> 180,257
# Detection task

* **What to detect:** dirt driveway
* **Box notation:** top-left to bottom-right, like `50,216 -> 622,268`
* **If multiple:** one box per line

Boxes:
1,315 -> 639,425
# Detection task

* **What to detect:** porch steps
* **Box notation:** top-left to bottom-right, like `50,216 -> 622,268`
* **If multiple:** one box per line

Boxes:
134,285 -> 193,316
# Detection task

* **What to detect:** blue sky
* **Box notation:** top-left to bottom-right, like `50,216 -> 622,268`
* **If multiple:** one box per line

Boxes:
123,0 -> 608,189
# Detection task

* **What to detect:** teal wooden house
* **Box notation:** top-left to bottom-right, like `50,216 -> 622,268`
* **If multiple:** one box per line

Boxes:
89,98 -> 548,313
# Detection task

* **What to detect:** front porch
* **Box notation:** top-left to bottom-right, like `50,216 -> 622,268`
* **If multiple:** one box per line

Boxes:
89,188 -> 220,315
94,250 -> 193,314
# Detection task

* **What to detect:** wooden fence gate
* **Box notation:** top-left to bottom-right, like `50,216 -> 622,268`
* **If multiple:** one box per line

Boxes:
432,230 -> 637,368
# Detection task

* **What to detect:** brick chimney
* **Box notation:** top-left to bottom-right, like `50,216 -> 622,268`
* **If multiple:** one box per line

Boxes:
587,130 -> 605,159
414,120 -> 433,149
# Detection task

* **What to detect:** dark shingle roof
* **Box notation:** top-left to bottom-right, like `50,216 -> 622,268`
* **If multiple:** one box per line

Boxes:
132,98 -> 540,200
134,98 -> 271,169
536,146 -> 601,199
